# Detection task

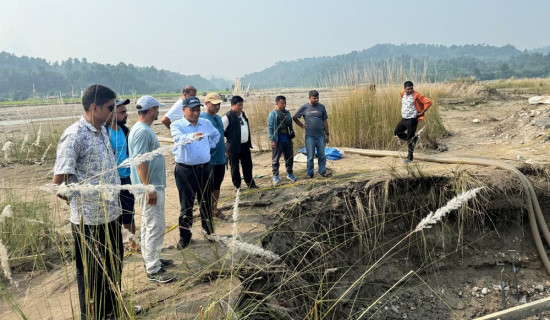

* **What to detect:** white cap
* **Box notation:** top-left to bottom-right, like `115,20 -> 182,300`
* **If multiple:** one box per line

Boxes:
136,95 -> 165,111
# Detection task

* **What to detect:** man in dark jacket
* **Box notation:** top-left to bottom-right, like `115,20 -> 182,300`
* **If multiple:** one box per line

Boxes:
267,95 -> 297,183
221,96 -> 258,190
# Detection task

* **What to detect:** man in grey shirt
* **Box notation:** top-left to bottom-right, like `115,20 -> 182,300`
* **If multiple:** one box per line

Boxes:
293,90 -> 331,179
129,95 -> 174,283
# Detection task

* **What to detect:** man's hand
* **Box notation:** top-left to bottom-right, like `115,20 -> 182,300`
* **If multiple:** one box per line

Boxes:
303,123 -> 308,129
418,110 -> 426,117
146,190 -> 157,205
194,132 -> 204,140
270,141 -> 276,149
325,133 -> 330,144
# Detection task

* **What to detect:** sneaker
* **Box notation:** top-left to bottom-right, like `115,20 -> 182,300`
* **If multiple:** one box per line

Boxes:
134,305 -> 143,315
286,173 -> 297,182
273,175 -> 280,184
160,259 -> 174,268
306,174 -> 314,179
403,158 -> 413,164
214,210 -> 229,221
319,172 -> 332,178
147,268 -> 175,283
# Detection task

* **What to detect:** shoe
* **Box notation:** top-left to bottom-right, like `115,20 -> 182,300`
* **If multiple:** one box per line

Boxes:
177,241 -> 190,250
306,174 -> 314,179
248,182 -> 259,189
160,259 -> 174,268
403,158 -> 413,164
319,172 -> 332,178
286,173 -> 297,182
214,210 -> 229,221
147,268 -> 175,283
134,305 -> 142,315
273,175 -> 280,184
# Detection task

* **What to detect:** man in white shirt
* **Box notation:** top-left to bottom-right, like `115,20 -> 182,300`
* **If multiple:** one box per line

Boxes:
161,85 -> 197,129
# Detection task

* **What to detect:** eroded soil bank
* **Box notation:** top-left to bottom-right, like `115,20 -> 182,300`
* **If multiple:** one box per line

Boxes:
238,167 -> 550,319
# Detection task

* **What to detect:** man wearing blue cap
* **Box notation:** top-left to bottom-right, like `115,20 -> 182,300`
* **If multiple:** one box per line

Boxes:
171,96 -> 221,249
129,95 -> 174,283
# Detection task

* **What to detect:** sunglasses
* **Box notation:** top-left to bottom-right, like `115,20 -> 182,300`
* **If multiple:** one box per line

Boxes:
102,103 -> 115,112
239,118 -> 244,126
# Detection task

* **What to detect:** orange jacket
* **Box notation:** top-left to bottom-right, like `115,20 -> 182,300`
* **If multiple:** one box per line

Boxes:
400,90 -> 432,122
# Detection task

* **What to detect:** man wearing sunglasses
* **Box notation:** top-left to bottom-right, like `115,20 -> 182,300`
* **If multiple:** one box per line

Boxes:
52,84 -> 127,319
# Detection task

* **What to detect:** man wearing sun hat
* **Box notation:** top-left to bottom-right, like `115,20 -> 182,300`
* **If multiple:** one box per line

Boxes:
200,92 -> 228,221
128,95 -> 174,283
171,96 -> 221,249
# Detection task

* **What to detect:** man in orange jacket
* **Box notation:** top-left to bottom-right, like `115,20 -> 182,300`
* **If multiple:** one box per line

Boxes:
394,81 -> 432,163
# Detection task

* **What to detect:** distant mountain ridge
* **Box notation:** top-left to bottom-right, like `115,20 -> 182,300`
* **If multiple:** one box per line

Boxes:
0,51 -> 220,100
242,43 -> 550,88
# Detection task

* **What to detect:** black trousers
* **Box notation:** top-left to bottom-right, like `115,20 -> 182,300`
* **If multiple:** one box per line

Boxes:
272,140 -> 294,176
72,218 -> 123,320
394,117 -> 418,160
174,163 -> 214,246
229,144 -> 254,189
119,176 -> 135,225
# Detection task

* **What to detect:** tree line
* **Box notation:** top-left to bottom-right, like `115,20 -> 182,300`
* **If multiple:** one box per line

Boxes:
241,44 -> 550,88
0,52 -> 221,101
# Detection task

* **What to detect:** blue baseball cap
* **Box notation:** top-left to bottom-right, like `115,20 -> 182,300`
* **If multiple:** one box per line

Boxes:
182,96 -> 202,108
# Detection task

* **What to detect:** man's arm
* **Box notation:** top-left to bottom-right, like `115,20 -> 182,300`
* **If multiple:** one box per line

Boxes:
161,116 -> 171,129
292,116 -> 306,129
323,119 -> 330,144
52,174 -> 70,202
136,162 -> 157,205
207,121 -> 220,149
170,121 -> 195,143
293,106 -> 307,129
417,93 -> 432,116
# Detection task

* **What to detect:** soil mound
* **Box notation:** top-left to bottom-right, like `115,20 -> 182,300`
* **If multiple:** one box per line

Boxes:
492,105 -> 550,143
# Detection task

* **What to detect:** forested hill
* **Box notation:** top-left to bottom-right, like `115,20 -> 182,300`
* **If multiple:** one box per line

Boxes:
242,43 -> 550,88
0,52 -> 218,100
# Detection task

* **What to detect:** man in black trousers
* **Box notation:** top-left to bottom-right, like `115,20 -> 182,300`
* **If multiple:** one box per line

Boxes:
221,95 -> 258,190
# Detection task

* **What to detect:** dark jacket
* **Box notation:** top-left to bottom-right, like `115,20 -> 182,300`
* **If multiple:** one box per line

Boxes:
224,110 -> 252,154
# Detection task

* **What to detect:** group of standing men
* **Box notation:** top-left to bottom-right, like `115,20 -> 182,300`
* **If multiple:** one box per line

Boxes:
51,81 -> 429,319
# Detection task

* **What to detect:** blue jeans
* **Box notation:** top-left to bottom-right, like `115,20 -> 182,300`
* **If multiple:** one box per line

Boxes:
305,135 -> 326,176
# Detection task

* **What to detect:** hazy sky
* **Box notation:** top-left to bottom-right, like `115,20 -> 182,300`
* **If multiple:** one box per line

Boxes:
0,0 -> 548,79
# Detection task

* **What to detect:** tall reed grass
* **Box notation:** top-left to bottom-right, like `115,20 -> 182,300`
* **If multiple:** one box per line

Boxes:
327,84 -> 446,149
488,77 -> 550,94
1,123 -> 60,165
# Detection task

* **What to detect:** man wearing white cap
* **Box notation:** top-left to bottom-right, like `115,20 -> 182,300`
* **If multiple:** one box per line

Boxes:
128,95 -> 174,283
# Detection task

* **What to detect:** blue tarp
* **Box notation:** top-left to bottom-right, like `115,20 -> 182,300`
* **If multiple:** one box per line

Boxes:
296,147 -> 342,160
